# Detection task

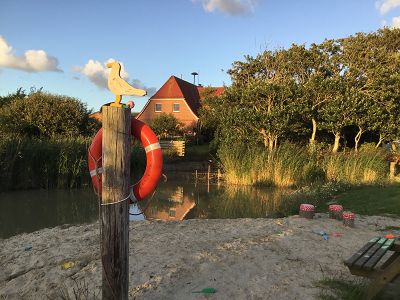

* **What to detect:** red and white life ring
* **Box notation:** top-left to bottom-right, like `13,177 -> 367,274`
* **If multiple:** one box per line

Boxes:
88,118 -> 163,203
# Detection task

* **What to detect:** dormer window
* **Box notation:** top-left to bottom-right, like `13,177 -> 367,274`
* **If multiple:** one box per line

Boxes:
155,103 -> 162,112
173,103 -> 180,112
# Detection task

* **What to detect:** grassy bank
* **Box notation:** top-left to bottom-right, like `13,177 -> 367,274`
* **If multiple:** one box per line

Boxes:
330,184 -> 400,217
278,182 -> 400,218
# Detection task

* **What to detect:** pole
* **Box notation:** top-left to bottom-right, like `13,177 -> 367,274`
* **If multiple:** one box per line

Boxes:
101,106 -> 131,299
207,164 -> 210,193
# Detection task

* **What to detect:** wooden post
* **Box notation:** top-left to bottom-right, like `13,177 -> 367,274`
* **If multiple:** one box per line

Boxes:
217,168 -> 221,187
101,106 -> 131,299
207,164 -> 210,193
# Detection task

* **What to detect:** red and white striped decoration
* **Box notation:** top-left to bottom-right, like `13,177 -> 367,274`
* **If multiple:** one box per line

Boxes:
299,204 -> 315,212
343,212 -> 355,219
329,204 -> 343,212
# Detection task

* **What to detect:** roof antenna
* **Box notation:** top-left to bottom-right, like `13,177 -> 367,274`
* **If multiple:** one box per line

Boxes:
191,72 -> 198,85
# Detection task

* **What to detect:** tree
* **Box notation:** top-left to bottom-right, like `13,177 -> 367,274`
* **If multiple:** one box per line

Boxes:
150,113 -> 184,138
0,88 -> 26,108
0,90 -> 99,139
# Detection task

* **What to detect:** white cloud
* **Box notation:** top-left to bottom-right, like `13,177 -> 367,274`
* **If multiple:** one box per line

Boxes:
391,15 -> 400,27
377,0 -> 400,14
194,0 -> 256,16
75,59 -> 156,95
0,36 -> 61,72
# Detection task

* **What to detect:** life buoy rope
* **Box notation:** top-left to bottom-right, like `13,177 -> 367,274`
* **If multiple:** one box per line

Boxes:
88,118 -> 163,203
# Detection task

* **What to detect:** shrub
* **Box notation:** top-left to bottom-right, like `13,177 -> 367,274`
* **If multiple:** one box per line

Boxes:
150,113 -> 184,138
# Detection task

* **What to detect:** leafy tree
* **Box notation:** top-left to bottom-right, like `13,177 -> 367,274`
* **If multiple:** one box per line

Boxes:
340,29 -> 400,150
150,113 -> 183,138
0,91 -> 99,139
0,88 -> 27,108
199,28 -> 400,155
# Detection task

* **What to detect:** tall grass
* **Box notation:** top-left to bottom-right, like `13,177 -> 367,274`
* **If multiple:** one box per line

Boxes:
0,137 -> 146,191
219,142 -> 324,187
323,144 -> 387,184
218,142 -> 388,187
0,137 -> 91,190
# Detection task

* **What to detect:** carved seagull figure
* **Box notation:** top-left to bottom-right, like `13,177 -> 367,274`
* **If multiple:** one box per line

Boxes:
106,61 -> 147,107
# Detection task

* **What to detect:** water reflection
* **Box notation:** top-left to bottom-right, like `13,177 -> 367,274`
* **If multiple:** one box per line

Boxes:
0,189 -> 98,239
0,180 -> 293,238
139,186 -> 196,221
137,181 -> 292,220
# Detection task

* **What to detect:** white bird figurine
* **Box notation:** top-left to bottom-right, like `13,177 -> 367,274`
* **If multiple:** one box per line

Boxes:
106,61 -> 147,107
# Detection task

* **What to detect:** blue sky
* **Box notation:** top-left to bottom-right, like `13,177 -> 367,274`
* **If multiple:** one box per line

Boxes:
1,0 -> 399,112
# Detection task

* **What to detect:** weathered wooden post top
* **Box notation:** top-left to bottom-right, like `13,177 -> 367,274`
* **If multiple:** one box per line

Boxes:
86,60 -> 163,299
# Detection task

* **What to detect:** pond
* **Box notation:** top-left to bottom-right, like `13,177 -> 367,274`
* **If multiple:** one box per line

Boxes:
0,178 -> 293,239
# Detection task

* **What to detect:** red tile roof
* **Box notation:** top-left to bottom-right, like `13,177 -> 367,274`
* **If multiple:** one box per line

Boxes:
150,76 -> 224,115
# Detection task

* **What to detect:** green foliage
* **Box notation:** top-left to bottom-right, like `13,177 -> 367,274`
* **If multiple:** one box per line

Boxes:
200,28 -> 400,153
150,113 -> 184,138
0,90 -> 100,139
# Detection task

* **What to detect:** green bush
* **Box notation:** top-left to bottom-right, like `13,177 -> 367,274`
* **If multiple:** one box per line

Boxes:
150,113 -> 184,138
0,91 -> 100,139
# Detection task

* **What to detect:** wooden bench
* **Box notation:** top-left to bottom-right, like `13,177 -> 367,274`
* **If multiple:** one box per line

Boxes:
345,237 -> 400,299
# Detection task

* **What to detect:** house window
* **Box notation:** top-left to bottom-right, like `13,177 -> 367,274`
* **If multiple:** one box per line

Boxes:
155,103 -> 162,112
173,103 -> 180,112
168,209 -> 176,218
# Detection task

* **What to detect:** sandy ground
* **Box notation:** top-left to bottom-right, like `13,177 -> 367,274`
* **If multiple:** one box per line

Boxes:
1,214 -> 399,300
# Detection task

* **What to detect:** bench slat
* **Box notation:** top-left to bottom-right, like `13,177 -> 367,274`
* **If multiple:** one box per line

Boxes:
364,239 -> 395,270
345,237 -> 380,267
354,238 -> 387,269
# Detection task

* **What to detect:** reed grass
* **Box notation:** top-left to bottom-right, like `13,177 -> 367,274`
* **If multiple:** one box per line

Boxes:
218,142 -> 388,187
219,142 -> 324,187
0,136 -> 146,191
323,145 -> 387,185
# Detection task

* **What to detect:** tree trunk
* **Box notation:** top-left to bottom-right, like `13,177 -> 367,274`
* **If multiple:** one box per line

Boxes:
376,134 -> 384,148
269,138 -> 274,152
310,118 -> 317,144
332,132 -> 341,153
390,161 -> 397,179
354,127 -> 363,152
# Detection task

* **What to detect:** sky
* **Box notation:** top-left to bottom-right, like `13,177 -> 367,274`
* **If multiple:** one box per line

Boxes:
1,0 -> 400,112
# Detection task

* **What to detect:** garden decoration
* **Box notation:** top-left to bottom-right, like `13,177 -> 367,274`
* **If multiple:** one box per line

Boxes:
106,61 -> 147,107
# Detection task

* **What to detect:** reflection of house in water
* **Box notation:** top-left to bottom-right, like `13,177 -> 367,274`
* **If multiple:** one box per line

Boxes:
143,186 -> 195,221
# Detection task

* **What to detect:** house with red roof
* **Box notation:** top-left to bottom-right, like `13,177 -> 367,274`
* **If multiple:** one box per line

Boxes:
136,76 -> 224,134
